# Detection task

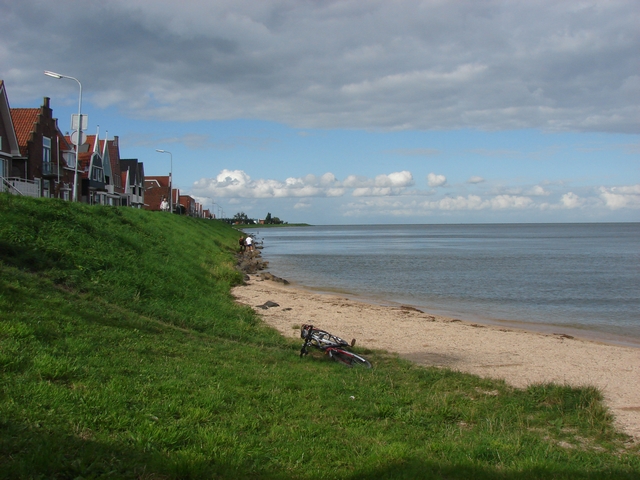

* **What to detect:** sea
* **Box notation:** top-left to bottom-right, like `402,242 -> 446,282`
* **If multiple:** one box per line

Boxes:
250,223 -> 640,348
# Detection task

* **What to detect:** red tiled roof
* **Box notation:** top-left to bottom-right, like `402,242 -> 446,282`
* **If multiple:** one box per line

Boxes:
10,108 -> 39,155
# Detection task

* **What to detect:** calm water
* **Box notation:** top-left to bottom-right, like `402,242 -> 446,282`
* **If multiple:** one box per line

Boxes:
252,224 -> 640,347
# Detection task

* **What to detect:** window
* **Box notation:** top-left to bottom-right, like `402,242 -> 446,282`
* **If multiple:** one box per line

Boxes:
63,151 -> 75,169
43,137 -> 52,175
92,167 -> 104,183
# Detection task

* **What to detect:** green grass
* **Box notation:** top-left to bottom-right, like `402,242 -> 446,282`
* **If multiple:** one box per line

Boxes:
0,194 -> 638,479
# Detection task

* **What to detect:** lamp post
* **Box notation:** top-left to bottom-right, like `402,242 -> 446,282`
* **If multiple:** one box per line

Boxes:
155,149 -> 173,212
44,70 -> 82,202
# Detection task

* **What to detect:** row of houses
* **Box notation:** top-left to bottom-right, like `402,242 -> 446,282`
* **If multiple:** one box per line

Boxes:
0,80 -> 213,219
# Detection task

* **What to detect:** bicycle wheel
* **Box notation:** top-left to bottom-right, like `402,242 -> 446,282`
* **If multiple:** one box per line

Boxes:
329,349 -> 372,368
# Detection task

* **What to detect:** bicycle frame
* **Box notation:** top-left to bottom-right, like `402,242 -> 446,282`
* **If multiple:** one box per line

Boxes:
300,324 -> 371,368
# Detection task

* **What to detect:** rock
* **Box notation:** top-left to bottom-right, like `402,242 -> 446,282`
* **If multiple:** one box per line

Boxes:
257,300 -> 280,309
257,272 -> 290,284
235,243 -> 289,285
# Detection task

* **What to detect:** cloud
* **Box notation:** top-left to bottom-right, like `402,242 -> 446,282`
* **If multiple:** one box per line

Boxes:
560,192 -> 584,209
526,185 -> 551,196
427,173 -> 447,187
467,176 -> 485,184
192,169 -> 414,199
599,184 -> 640,209
195,169 -> 640,221
5,0 -> 639,133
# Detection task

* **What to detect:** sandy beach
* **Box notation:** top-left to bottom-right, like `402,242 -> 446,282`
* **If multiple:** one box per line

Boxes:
232,276 -> 640,441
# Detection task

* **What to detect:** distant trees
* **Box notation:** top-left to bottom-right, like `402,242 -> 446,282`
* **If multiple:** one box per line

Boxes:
264,212 -> 283,224
232,212 -> 253,224
231,211 -> 285,224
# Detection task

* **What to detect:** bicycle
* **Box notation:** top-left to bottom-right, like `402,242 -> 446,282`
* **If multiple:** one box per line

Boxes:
300,324 -> 372,368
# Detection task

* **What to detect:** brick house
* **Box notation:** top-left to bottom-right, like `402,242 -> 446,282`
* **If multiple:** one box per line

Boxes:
178,194 -> 197,216
10,96 -> 76,199
144,175 -> 172,212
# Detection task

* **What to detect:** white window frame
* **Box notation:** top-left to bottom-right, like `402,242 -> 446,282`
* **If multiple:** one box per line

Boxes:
43,137 -> 52,175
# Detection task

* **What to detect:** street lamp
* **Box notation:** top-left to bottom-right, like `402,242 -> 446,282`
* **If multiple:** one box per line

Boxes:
44,70 -> 82,202
155,149 -> 173,212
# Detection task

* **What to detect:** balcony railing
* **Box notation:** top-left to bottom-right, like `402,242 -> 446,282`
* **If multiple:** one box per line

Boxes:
0,177 -> 41,198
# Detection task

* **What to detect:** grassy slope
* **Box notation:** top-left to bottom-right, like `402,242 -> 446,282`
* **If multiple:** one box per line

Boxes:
0,194 -> 638,480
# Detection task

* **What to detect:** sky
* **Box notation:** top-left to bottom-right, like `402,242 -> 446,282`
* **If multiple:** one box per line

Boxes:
2,0 -> 638,224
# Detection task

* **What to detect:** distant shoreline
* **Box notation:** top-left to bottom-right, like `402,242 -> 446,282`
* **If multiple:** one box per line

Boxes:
235,223 -> 312,229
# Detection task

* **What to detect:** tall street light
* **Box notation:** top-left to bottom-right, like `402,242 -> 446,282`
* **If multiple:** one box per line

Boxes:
44,70 -> 82,202
155,149 -> 173,212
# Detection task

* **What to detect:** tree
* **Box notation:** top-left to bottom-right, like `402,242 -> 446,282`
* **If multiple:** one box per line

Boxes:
264,212 -> 272,224
233,212 -> 250,224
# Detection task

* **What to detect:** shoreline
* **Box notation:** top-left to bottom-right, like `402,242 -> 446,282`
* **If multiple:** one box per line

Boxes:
232,275 -> 640,441
283,279 -> 640,350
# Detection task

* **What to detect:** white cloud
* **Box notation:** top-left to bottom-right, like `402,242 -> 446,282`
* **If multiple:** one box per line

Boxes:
490,195 -> 534,210
427,173 -> 447,187
561,192 -> 584,209
194,167 -> 639,221
192,170 -> 414,199
422,194 -> 533,212
467,176 -> 485,184
526,185 -> 551,196
599,185 -> 640,209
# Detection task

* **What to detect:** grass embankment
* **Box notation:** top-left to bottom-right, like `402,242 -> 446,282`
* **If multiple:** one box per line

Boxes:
0,195 -> 638,479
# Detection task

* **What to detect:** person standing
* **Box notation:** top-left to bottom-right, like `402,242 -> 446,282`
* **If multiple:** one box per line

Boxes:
245,235 -> 254,252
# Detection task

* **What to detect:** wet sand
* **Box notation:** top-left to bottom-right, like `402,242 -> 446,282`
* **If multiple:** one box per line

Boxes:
232,276 -> 640,441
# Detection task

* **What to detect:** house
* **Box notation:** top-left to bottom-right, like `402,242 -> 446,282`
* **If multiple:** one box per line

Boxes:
100,135 -> 125,205
0,80 -> 22,192
178,194 -> 197,216
9,95 -> 76,199
2,80 -> 144,207
171,187 -> 181,213
144,175 -> 172,212
76,134 -> 108,204
120,158 -> 145,208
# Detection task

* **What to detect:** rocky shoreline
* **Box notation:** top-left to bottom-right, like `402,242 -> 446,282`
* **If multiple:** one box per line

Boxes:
235,249 -> 289,284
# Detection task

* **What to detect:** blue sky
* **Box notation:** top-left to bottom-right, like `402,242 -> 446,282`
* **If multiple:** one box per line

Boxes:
2,0 -> 638,224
